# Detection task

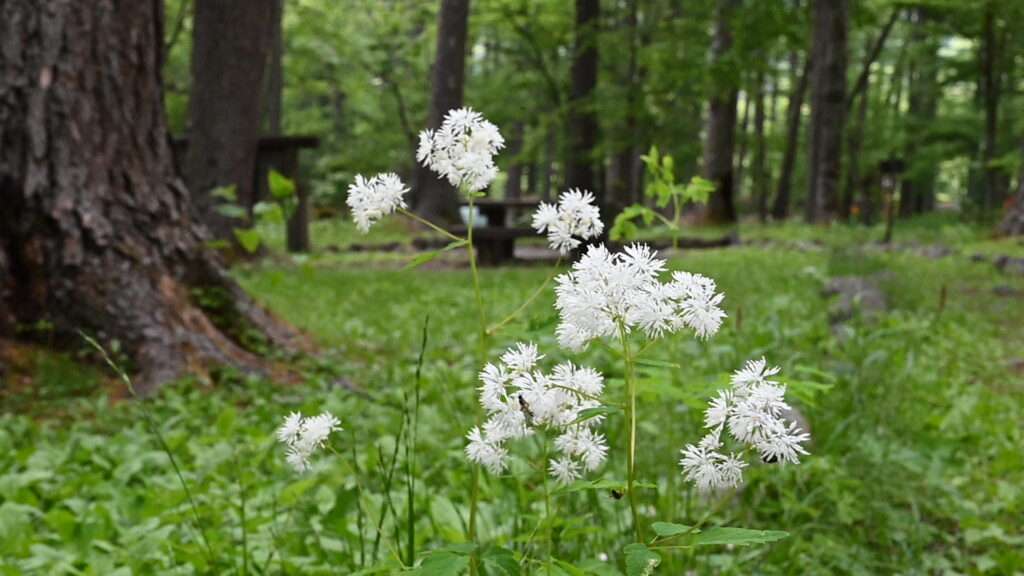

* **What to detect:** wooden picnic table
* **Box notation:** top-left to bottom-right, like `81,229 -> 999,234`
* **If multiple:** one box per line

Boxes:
454,197 -> 541,265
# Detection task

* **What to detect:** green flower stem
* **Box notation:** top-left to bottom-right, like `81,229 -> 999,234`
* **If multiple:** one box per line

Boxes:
398,208 -> 466,244
616,321 -> 642,543
464,192 -> 489,576
486,257 -> 562,336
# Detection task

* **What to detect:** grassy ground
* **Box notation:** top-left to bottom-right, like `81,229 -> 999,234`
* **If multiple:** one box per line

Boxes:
2,216 -> 1022,574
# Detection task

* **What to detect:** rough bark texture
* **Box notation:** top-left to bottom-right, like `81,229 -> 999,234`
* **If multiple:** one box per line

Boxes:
185,0 -> 274,240
704,0 -> 739,224
805,0 -> 848,223
414,0 -> 469,225
567,0 -> 600,200
265,0 -> 284,135
0,0 -> 302,392
772,54 -> 810,220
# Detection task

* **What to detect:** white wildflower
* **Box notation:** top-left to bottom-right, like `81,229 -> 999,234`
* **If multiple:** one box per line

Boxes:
532,189 -> 604,254
276,411 -> 342,473
553,243 -> 727,351
346,173 -> 409,232
466,343 -> 608,483
417,107 -> 504,192
679,358 -> 810,490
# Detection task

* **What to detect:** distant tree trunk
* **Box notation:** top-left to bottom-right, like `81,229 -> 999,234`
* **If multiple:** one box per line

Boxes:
609,0 -> 642,218
752,70 -> 769,222
805,0 -> 848,223
567,0 -> 601,199
542,125 -> 556,201
980,2 -> 1005,212
504,123 -> 524,199
265,0 -> 285,135
899,9 -> 940,217
0,0 -> 302,392
734,85 -> 752,202
772,54 -> 810,220
704,0 -> 740,224
843,39 -> 872,222
185,0 -> 274,241
998,139 -> 1024,235
414,0 -> 470,224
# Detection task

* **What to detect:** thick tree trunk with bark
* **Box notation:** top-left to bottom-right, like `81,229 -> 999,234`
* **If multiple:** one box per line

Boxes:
805,0 -> 848,223
0,0 -> 302,392
184,0 -> 274,241
265,0 -> 285,135
772,54 -> 810,220
704,0 -> 740,224
567,0 -> 600,199
414,0 -> 470,225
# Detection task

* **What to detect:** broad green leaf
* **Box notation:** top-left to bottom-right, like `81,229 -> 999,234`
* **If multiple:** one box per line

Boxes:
687,527 -> 789,547
268,170 -> 297,200
479,545 -> 519,575
412,552 -> 470,576
682,176 -> 715,205
623,543 -> 660,576
233,228 -> 262,253
650,521 -> 693,538
253,201 -> 284,225
216,204 -> 248,219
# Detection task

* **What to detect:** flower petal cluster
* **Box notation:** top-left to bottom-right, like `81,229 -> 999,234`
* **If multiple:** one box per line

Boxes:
532,189 -> 604,254
346,173 -> 409,232
465,342 -> 608,484
553,243 -> 727,351
417,107 -> 504,192
680,358 -> 810,491
277,411 -> 342,473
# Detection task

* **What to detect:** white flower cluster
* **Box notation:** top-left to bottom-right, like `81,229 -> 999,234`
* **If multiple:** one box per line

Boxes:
465,342 -> 609,484
276,411 -> 342,473
417,107 -> 505,192
532,189 -> 605,254
553,243 -> 727,351
679,358 -> 810,491
346,172 -> 409,232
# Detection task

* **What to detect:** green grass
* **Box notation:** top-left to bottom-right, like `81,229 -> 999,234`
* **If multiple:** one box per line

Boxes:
2,219 -> 1023,574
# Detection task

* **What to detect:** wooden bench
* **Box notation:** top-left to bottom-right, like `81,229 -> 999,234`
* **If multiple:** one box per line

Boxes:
172,135 -> 320,253
455,198 -> 540,265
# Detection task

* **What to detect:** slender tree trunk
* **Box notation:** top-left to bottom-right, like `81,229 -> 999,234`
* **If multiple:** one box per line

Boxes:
414,0 -> 469,224
753,70 -> 769,222
610,0 -> 641,218
504,123 -> 524,199
0,0 -> 302,392
567,0 -> 601,202
704,0 -> 740,224
981,2 -> 1004,212
772,54 -> 810,220
265,0 -> 284,135
185,0 -> 274,241
805,0 -> 848,223
844,39 -> 872,222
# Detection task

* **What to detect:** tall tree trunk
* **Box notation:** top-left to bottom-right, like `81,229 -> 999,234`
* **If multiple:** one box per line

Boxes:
567,0 -> 601,199
609,0 -> 641,219
772,54 -> 810,220
753,70 -> 769,222
805,0 -> 848,223
265,0 -> 284,135
704,0 -> 740,224
0,0 -> 302,392
899,8 -> 940,218
504,123 -> 524,199
843,38 -> 872,222
981,2 -> 1004,212
184,0 -> 274,241
414,0 -> 469,224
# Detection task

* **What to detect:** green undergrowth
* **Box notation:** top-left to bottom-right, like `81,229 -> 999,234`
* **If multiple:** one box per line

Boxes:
1,233 -> 1022,574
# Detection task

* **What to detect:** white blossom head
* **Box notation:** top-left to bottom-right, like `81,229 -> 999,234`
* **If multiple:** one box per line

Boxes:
680,358 -> 810,491
417,107 -> 504,192
276,411 -> 342,473
553,243 -> 727,351
532,189 -> 604,254
465,342 -> 608,484
346,172 -> 409,232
